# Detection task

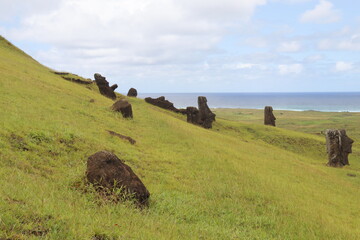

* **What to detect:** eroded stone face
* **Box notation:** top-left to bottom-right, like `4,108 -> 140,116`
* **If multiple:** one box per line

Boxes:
86,151 -> 150,205
186,106 -> 200,124
325,129 -> 354,167
264,106 -> 276,126
127,88 -> 138,97
198,96 -> 216,129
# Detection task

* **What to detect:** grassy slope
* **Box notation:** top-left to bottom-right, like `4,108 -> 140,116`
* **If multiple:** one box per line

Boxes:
0,36 -> 359,239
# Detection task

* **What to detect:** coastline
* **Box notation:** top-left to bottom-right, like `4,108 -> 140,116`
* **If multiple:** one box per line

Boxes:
137,92 -> 360,113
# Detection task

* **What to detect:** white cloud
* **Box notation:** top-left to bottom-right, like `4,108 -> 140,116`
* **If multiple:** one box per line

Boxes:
335,61 -> 353,72
271,0 -> 312,3
317,34 -> 360,51
244,37 -> 268,48
0,0 -> 61,20
277,41 -> 301,52
6,0 -> 266,68
278,64 -> 303,75
300,0 -> 340,24
304,54 -> 323,63
223,63 -> 265,70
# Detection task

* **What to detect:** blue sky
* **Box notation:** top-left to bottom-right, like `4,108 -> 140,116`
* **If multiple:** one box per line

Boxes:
0,0 -> 359,93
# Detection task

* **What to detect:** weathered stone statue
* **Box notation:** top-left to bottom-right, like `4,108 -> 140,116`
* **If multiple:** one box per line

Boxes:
198,96 -> 216,129
145,96 -> 182,113
186,106 -> 200,124
127,88 -> 138,97
86,151 -> 150,205
94,73 -> 116,100
264,106 -> 276,126
325,129 -> 354,167
112,99 -> 133,118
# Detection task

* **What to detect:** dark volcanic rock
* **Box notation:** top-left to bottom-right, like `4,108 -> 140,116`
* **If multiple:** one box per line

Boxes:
94,73 -> 116,100
86,151 -> 150,204
325,129 -> 354,167
186,106 -> 200,124
107,130 -> 136,145
264,106 -> 276,126
54,71 -> 93,85
145,96 -> 184,114
127,88 -> 138,97
198,96 -> 216,129
112,99 -> 133,118
110,84 -> 118,91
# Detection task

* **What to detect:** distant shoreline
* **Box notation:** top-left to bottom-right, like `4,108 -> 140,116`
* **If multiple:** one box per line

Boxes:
137,92 -> 360,113
210,107 -> 360,113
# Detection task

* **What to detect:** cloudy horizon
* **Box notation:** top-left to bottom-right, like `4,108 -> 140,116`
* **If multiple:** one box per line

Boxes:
0,0 -> 359,93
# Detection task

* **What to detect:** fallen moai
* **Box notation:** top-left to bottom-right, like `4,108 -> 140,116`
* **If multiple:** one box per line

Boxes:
86,151 -> 150,205
94,73 -> 117,100
264,106 -> 276,126
127,88 -> 138,97
112,99 -> 133,118
145,96 -> 185,114
325,129 -> 354,167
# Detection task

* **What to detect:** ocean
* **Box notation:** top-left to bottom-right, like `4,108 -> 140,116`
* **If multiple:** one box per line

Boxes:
138,92 -> 360,112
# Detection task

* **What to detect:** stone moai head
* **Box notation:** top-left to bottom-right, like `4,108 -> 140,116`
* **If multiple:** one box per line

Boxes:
198,96 -> 216,129
264,106 -> 276,126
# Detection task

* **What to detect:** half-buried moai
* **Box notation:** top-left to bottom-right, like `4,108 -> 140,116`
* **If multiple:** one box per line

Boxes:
112,99 -> 133,118
325,129 -> 354,167
94,73 -> 117,100
186,106 -> 200,124
198,96 -> 216,129
127,88 -> 138,97
86,151 -> 150,205
264,106 -> 276,126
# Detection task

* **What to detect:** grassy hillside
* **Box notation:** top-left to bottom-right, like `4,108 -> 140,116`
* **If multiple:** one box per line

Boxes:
0,36 -> 360,239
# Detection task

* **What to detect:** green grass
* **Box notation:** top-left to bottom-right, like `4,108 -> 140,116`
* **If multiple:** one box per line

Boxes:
0,35 -> 360,239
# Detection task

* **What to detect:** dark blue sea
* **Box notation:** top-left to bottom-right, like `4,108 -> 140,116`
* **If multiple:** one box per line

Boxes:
138,92 -> 360,112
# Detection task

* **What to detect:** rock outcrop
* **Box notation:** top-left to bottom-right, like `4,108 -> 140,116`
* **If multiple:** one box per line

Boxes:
107,130 -> 136,145
86,151 -> 150,205
264,106 -> 276,126
127,88 -> 138,97
54,72 -> 93,85
198,96 -> 216,129
112,99 -> 133,118
94,73 -> 117,100
145,96 -> 184,114
325,129 -> 354,167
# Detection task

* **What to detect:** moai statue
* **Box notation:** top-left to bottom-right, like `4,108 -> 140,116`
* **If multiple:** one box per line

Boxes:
94,73 -> 117,100
127,88 -> 138,97
198,96 -> 216,129
186,107 -> 200,124
264,106 -> 276,126
144,96 -> 179,113
325,129 -> 354,167
86,151 -> 150,205
112,99 -> 133,118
